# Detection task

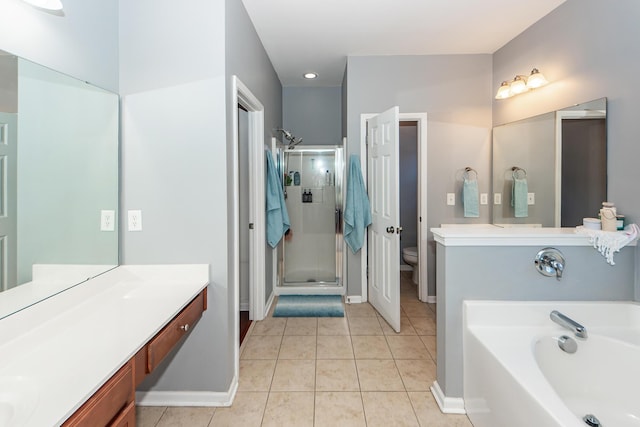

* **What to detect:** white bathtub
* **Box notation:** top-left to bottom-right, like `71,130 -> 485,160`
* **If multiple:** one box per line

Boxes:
463,301 -> 640,427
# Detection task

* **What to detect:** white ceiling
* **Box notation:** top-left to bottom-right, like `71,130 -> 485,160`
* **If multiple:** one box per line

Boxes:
241,0 -> 565,87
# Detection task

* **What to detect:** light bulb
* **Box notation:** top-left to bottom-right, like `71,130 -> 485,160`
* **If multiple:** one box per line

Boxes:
526,68 -> 548,89
495,81 -> 511,99
509,76 -> 528,95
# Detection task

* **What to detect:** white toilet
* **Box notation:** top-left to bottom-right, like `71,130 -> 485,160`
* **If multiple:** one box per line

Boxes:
402,246 -> 419,284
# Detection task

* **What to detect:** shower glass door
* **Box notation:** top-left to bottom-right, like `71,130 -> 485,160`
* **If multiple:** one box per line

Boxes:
282,146 -> 343,286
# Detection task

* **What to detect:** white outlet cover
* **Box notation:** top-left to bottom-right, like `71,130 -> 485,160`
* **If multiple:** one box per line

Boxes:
480,193 -> 488,205
446,193 -> 455,206
100,210 -> 115,232
527,193 -> 535,205
494,193 -> 502,205
128,210 -> 142,231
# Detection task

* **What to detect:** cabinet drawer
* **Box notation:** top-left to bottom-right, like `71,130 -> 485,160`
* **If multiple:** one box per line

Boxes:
110,401 -> 135,427
63,361 -> 133,427
147,290 -> 205,373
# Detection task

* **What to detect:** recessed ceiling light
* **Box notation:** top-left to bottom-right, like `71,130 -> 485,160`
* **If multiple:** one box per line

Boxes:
21,0 -> 63,11
303,72 -> 318,80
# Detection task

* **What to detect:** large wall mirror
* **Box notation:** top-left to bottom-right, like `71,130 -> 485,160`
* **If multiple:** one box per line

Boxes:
492,98 -> 606,227
0,50 -> 119,319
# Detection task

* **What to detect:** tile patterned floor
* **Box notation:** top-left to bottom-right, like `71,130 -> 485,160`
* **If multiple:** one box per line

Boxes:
136,272 -> 473,426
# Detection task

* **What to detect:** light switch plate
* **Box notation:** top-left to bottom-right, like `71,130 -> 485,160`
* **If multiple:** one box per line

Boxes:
100,210 -> 115,231
527,193 -> 535,205
446,193 -> 455,206
128,210 -> 142,231
480,193 -> 488,205
494,193 -> 502,205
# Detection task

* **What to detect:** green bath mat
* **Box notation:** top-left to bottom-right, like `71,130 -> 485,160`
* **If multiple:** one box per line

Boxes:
273,295 -> 344,317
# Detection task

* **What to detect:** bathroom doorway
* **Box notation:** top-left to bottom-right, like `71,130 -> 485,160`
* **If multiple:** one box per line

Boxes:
399,121 -> 420,297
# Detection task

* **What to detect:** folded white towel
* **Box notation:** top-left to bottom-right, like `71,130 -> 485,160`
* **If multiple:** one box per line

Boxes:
575,223 -> 640,265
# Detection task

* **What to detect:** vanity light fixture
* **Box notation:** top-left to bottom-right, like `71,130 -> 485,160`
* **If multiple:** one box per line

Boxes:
495,68 -> 549,99
21,0 -> 63,11
303,72 -> 318,79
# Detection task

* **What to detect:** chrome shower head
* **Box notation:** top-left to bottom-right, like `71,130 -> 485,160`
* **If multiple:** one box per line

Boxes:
275,128 -> 303,149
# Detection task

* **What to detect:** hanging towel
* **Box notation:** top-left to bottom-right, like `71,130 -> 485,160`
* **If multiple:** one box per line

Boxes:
463,178 -> 479,218
511,175 -> 528,218
344,154 -> 372,254
266,150 -> 290,248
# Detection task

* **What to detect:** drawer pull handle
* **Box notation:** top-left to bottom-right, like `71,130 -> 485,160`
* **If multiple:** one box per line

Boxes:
180,324 -> 189,332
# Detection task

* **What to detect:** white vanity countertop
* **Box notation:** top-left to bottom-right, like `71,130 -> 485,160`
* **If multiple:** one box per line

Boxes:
0,264 -> 209,427
431,225 -> 638,247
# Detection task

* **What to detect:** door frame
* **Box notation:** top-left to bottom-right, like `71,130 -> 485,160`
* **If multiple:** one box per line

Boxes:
359,112 -> 428,302
554,109 -> 606,227
231,77 -> 266,381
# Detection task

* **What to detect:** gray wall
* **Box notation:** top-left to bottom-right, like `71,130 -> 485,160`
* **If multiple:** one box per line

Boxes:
119,0 -> 230,392
345,54 -> 493,298
225,0 -> 283,313
283,86 -> 342,145
0,0 -> 118,92
437,244 -> 635,398
492,0 -> 640,301
399,122 -> 418,265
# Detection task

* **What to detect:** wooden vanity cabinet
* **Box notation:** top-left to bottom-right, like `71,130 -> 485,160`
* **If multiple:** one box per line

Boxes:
64,288 -> 207,426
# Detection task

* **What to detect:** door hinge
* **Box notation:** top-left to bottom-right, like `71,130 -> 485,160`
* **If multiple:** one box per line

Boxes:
249,223 -> 254,230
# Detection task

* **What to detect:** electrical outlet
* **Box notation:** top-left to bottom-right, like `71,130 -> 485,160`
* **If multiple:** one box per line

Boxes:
480,193 -> 488,205
494,193 -> 502,205
100,210 -> 115,231
128,210 -> 142,231
527,193 -> 535,205
446,193 -> 455,206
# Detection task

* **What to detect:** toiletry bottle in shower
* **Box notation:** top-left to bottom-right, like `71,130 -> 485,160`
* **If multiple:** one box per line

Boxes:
325,170 -> 331,185
294,171 -> 300,186
308,189 -> 313,203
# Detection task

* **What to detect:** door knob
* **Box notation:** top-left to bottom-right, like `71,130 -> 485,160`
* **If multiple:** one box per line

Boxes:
386,226 -> 395,233
396,226 -> 403,234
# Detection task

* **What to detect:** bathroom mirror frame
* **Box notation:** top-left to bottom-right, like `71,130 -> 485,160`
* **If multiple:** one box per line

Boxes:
0,50 -> 120,319
492,98 -> 607,227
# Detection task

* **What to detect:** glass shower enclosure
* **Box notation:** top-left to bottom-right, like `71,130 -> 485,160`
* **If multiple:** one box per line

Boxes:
279,146 -> 344,288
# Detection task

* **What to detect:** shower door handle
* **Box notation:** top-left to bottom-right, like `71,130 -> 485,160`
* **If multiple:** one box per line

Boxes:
335,209 -> 342,233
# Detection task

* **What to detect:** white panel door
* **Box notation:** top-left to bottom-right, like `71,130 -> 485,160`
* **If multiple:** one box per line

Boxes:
0,113 -> 17,291
367,106 -> 400,332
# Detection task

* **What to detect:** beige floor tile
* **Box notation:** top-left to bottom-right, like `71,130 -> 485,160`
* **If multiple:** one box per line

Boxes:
155,407 -> 215,427
351,336 -> 392,359
361,391 -> 419,427
316,335 -> 354,359
209,392 -> 267,427
250,317 -> 286,336
278,335 -> 317,359
402,302 -> 432,318
408,392 -> 473,427
315,392 -> 366,427
348,316 -> 384,335
410,316 -> 436,336
317,317 -> 350,335
284,318 -> 318,335
316,359 -> 360,391
386,336 -> 430,359
420,335 -> 437,360
346,303 -> 377,317
240,335 -> 282,359
356,359 -> 404,391
395,359 -> 437,391
379,315 -> 417,335
136,406 -> 166,427
238,359 -> 277,391
270,359 -> 316,391
262,392 -> 315,427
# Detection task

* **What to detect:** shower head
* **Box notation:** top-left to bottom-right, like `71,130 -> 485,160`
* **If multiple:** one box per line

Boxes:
276,128 -> 303,149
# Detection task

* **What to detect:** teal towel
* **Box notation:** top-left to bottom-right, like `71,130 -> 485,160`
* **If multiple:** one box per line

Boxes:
344,154 -> 371,254
511,177 -> 529,218
266,151 -> 290,248
463,178 -> 479,218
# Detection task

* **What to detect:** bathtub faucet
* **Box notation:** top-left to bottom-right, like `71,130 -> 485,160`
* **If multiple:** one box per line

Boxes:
550,310 -> 588,339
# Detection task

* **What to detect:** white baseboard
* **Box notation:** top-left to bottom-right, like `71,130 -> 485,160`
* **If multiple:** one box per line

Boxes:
399,264 -> 413,272
431,381 -> 466,414
263,291 -> 275,319
345,295 -> 363,304
137,375 -> 238,407
239,301 -> 249,311
426,296 -> 436,304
